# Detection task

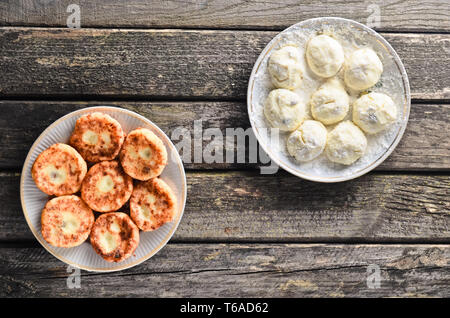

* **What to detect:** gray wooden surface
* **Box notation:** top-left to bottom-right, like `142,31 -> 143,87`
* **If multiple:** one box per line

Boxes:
1,244 -> 448,297
0,29 -> 449,100
0,1 -> 448,298
1,0 -> 449,32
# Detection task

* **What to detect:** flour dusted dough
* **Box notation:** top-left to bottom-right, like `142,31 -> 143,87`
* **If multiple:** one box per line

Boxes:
326,121 -> 367,165
264,89 -> 306,131
353,92 -> 397,134
306,35 -> 344,78
310,78 -> 349,125
344,48 -> 383,91
268,45 -> 303,89
287,120 -> 327,162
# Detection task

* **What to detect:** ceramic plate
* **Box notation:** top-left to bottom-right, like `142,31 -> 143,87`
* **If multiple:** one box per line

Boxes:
20,106 -> 187,272
248,17 -> 411,182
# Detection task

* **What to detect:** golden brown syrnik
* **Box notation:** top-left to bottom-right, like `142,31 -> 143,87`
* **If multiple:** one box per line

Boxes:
41,195 -> 94,248
81,161 -> 133,212
32,143 -> 87,196
90,212 -> 140,263
130,178 -> 176,231
120,128 -> 168,181
70,112 -> 125,162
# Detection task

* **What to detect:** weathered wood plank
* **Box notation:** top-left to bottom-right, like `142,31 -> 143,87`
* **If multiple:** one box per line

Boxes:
1,0 -> 449,32
1,172 -> 448,242
0,244 -> 448,297
0,101 -> 448,170
0,28 -> 448,100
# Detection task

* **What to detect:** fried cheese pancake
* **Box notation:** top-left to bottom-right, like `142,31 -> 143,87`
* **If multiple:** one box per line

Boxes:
41,195 -> 94,248
130,178 -> 176,231
32,143 -> 87,196
70,112 -> 125,162
119,128 -> 167,181
81,161 -> 133,212
90,212 -> 139,263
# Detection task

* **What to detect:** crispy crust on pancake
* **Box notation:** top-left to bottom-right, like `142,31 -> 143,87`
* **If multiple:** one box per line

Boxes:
69,112 -> 125,162
81,161 -> 133,212
130,178 -> 176,231
119,128 -> 167,181
90,212 -> 139,263
32,143 -> 87,196
41,195 -> 94,248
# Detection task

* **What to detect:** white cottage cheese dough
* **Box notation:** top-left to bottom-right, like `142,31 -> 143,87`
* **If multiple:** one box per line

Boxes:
287,120 -> 327,162
326,121 -> 367,165
264,89 -> 306,131
344,48 -> 383,91
353,92 -> 397,134
268,45 -> 303,89
306,35 -> 344,78
310,78 -> 349,125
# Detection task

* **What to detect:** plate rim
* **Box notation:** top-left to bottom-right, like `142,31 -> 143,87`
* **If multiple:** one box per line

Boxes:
247,17 -> 411,183
20,106 -> 187,272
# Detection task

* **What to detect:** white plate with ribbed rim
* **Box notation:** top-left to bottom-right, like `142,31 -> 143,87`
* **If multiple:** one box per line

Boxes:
20,106 -> 187,272
248,17 -> 411,182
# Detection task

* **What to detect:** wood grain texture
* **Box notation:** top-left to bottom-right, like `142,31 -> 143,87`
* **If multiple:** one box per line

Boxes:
0,2 -> 448,300
0,244 -> 448,297
1,172 -> 448,242
0,28 -> 448,100
0,101 -> 448,170
1,0 -> 449,32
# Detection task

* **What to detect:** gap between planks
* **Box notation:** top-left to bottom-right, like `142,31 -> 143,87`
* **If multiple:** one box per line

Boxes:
0,25 -> 449,34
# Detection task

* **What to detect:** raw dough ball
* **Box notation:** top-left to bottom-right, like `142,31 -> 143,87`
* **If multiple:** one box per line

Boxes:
326,121 -> 367,165
264,89 -> 306,131
268,45 -> 303,89
306,35 -> 345,78
310,78 -> 349,125
353,92 -> 397,134
287,120 -> 327,162
344,48 -> 383,91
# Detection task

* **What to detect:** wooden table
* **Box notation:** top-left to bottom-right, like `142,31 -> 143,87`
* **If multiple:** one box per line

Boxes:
0,1 -> 449,298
